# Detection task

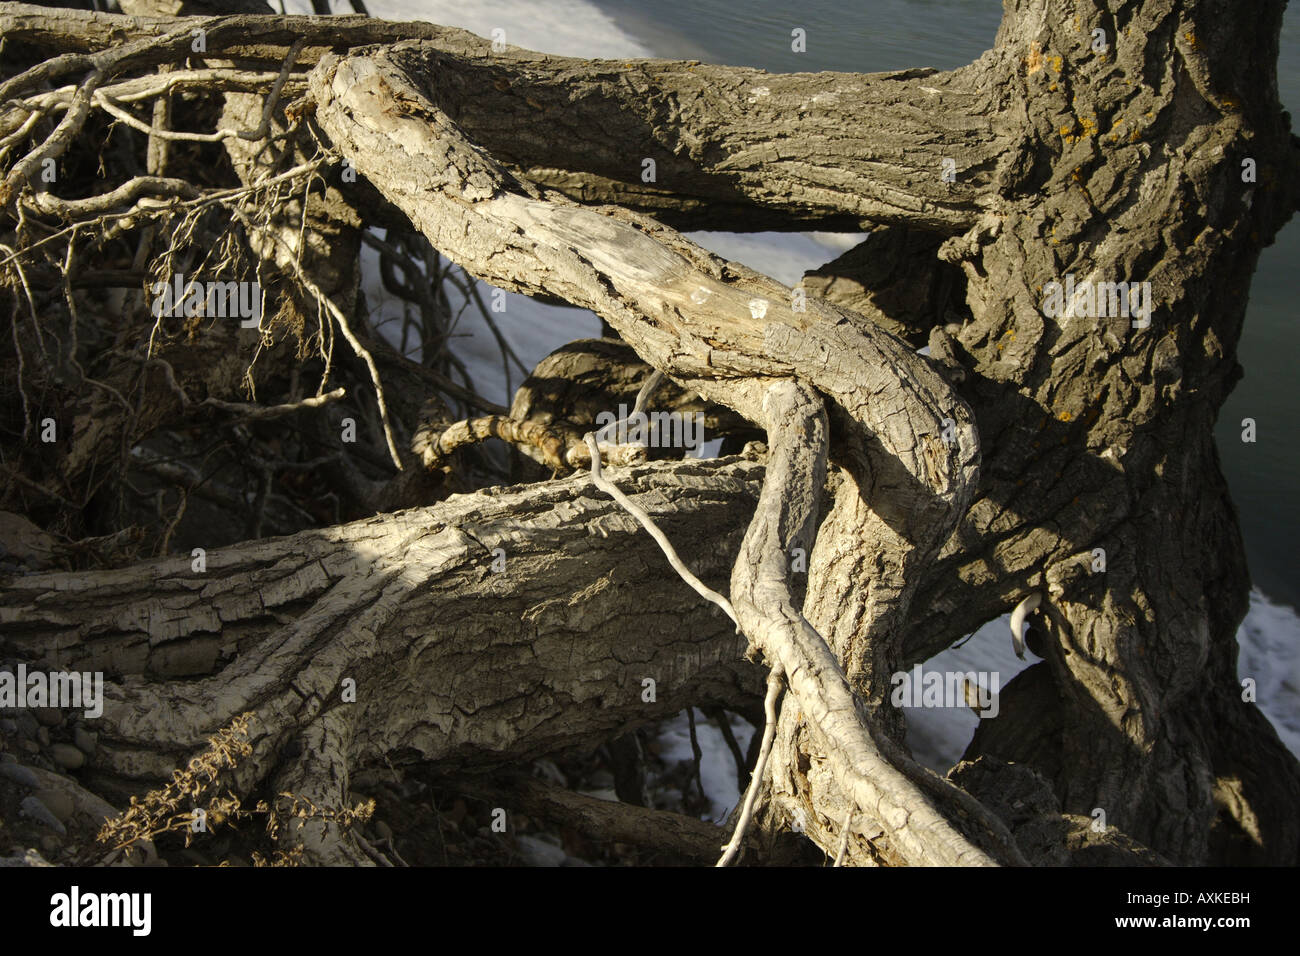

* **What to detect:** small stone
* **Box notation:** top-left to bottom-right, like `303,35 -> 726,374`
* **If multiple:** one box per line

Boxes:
49,743 -> 85,770
0,762 -> 40,789
15,712 -> 38,739
0,718 -> 17,735
19,796 -> 67,835
33,707 -> 62,727
73,726 -> 97,755
39,835 -> 61,855
513,834 -> 566,867
0,848 -> 53,868
36,726 -> 49,746
19,740 -> 39,755
373,820 -> 392,841
33,788 -> 74,823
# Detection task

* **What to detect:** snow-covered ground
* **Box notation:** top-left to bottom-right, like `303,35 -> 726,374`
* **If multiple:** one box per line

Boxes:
289,0 -> 654,58
305,0 -> 1300,811
903,592 -> 1300,773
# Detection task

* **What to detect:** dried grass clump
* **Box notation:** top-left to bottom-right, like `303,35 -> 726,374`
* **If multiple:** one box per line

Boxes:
98,712 -> 373,866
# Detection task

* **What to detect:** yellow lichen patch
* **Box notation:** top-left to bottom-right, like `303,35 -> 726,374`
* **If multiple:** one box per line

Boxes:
1051,55 -> 1063,72
1184,31 -> 1198,50
1058,411 -> 1072,422
1060,114 -> 1098,144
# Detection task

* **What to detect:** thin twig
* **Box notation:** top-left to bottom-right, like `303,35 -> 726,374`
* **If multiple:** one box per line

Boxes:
228,208 -> 405,470
833,808 -> 853,867
198,388 -> 347,421
704,706 -> 748,792
686,707 -> 706,806
582,438 -> 736,627
147,355 -> 345,422
0,159 -> 326,269
237,38 -> 305,141
718,665 -> 784,867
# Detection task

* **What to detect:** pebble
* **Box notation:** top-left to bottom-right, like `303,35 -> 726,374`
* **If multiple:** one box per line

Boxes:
0,848 -> 53,867
33,707 -> 62,728
49,743 -> 85,770
15,712 -> 38,739
33,788 -> 74,823
0,718 -> 17,735
0,762 -> 40,789
513,834 -> 567,867
73,726 -> 97,755
36,727 -> 49,746
19,740 -> 39,755
19,796 -> 67,835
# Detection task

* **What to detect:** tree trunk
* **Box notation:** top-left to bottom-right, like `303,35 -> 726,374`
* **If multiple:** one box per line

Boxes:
1,0 -> 1296,866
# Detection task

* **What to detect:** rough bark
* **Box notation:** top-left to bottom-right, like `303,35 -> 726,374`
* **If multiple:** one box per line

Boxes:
0,3 -> 1004,230
2,456 -> 765,860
